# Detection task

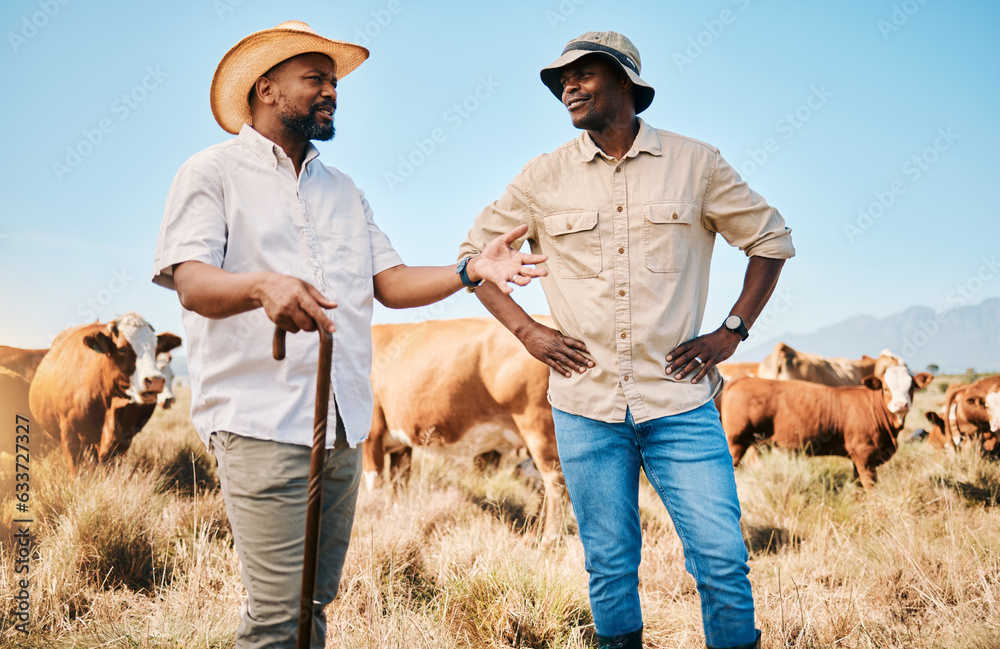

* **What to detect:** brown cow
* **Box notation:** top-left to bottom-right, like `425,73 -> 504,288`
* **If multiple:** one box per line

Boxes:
722,366 -> 934,489
0,346 -> 48,381
923,383 -> 978,451
29,314 -> 175,476
756,342 -> 901,386
949,376 -> 1000,454
365,317 -> 564,542
717,361 -> 759,380
0,369 -> 35,528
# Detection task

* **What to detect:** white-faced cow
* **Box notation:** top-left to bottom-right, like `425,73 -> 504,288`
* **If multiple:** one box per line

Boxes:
29,314 -> 179,475
722,366 -> 934,489
756,343 -> 902,386
155,347 -> 180,409
366,317 -> 564,543
948,376 -> 1000,455
923,383 -> 977,451
112,334 -> 183,458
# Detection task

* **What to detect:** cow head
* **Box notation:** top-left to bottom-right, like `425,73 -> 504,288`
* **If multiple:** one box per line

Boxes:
83,314 -> 169,405
863,366 -> 934,425
924,410 -> 959,450
873,349 -> 904,379
154,333 -> 182,410
760,342 -> 799,380
925,410 -> 945,436
155,353 -> 176,409
985,389 -> 1000,433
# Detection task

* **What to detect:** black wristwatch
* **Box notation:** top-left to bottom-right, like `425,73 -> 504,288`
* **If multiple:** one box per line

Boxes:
456,256 -> 482,290
723,314 -> 749,341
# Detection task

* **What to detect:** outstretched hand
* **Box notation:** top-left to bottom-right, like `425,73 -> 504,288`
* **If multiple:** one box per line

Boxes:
469,225 -> 548,294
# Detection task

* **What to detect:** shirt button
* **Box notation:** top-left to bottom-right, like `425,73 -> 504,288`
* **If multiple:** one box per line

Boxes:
615,167 -> 621,173
672,213 -> 679,220
620,332 -> 627,339
618,247 -> 625,254
566,223 -> 572,230
619,290 -> 626,297
617,206 -> 623,212
623,375 -> 629,381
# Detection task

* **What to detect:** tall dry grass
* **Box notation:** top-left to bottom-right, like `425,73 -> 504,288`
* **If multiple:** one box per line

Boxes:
1,381 -> 999,648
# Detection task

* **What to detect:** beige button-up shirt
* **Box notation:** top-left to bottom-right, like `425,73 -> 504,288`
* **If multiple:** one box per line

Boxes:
459,118 -> 794,423
153,125 -> 403,448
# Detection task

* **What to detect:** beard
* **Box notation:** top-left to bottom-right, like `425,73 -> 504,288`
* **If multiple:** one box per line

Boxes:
279,101 -> 336,141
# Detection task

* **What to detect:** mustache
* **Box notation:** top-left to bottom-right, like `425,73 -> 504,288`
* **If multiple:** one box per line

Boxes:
311,100 -> 337,113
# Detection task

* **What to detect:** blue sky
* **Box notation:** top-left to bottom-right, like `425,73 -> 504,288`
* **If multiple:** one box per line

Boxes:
2,0 -> 998,361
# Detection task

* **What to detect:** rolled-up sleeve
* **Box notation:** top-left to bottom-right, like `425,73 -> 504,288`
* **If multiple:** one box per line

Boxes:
359,189 -> 404,275
152,162 -> 228,290
702,152 -> 795,259
458,168 -> 535,262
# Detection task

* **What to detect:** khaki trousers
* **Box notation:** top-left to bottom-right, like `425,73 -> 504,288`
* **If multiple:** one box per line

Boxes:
210,418 -> 360,649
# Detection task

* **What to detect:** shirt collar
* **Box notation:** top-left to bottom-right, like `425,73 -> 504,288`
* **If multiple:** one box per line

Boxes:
576,117 -> 661,163
238,123 -> 321,170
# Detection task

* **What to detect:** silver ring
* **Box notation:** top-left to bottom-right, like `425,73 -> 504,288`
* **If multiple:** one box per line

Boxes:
695,356 -> 704,365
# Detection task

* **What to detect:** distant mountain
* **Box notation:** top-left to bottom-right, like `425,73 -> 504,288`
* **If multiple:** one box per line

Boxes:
732,298 -> 1000,374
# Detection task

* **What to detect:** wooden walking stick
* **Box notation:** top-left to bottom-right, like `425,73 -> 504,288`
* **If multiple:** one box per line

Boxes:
273,324 -> 333,649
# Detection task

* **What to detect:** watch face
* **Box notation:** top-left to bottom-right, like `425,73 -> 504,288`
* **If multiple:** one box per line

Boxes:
725,315 -> 742,329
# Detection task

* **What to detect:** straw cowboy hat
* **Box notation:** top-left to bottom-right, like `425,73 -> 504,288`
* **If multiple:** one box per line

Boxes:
539,31 -> 655,114
211,20 -> 369,134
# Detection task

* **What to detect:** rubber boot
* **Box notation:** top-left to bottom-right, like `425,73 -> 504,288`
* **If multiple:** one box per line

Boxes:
596,627 -> 642,648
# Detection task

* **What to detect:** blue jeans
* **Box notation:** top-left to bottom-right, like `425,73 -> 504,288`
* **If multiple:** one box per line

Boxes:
552,401 -> 758,649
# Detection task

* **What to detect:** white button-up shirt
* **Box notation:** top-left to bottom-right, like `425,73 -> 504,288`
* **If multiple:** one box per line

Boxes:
153,125 -> 403,448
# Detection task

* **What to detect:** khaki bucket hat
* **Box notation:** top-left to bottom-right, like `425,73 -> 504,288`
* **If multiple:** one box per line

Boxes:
540,31 -> 655,114
211,20 -> 369,134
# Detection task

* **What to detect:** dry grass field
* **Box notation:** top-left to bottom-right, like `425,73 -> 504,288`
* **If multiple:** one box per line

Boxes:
2,376 -> 1000,649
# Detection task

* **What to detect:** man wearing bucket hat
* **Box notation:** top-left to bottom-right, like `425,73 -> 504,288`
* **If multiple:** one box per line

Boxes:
459,32 -> 795,649
152,21 -> 547,649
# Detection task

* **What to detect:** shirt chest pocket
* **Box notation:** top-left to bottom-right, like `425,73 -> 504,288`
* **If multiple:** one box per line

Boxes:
542,210 -> 602,279
333,216 -> 374,280
642,202 -> 697,273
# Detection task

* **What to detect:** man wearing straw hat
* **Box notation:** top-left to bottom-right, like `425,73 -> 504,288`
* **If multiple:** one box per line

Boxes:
459,32 -> 794,649
152,21 -> 547,649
